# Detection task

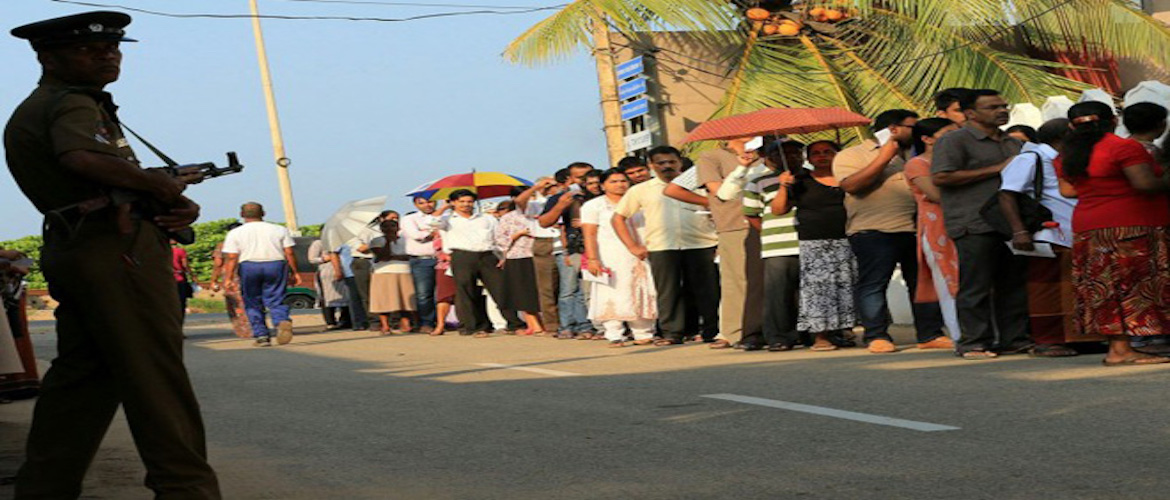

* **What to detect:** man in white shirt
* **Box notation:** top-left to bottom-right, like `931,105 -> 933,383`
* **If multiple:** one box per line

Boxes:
223,202 -> 301,347
432,190 -> 524,337
997,118 -> 1079,357
400,198 -> 440,333
613,146 -> 720,345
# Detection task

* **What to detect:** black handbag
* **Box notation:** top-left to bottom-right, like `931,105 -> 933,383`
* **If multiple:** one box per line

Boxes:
979,151 -> 1054,240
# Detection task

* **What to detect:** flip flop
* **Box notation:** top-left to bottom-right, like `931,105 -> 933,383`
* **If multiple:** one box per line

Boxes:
958,350 -> 998,360
1102,355 -> 1170,366
810,342 -> 839,352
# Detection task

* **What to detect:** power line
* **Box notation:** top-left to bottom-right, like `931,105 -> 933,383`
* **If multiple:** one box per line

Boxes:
271,0 -> 545,9
48,0 -> 566,22
611,0 -> 1077,77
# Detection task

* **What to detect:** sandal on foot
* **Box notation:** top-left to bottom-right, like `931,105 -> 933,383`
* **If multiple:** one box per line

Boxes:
608,340 -> 626,348
473,331 -> 491,339
709,339 -> 733,349
632,339 -> 655,346
958,350 -> 998,360
654,339 -> 683,347
768,343 -> 795,352
1102,355 -> 1170,366
811,340 -> 839,352
1030,344 -> 1079,358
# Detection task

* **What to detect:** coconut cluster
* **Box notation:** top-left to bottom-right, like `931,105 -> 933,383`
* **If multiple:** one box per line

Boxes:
744,2 -> 856,37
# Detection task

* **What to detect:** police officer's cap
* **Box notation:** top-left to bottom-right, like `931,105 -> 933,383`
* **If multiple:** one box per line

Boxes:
11,11 -> 136,51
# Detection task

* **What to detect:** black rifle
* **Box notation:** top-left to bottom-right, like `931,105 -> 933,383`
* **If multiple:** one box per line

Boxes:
110,152 -> 245,244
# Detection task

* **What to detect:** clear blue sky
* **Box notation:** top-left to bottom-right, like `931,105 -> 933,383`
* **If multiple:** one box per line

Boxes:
0,0 -> 607,240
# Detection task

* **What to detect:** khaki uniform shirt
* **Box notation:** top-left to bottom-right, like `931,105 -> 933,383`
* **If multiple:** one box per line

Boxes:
695,148 -> 753,233
831,139 -> 917,236
614,177 -> 718,252
4,77 -> 138,214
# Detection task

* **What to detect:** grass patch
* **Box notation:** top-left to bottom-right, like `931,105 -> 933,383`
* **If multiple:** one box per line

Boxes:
188,297 -> 226,314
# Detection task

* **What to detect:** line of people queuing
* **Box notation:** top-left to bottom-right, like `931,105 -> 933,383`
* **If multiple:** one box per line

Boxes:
294,87 -> 1170,366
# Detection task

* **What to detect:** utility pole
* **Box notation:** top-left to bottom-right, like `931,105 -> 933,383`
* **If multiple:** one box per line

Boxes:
248,0 -> 300,234
589,10 -> 626,168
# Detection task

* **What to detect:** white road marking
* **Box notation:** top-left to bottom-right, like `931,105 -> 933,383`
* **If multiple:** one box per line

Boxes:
476,363 -> 581,377
701,394 -> 960,432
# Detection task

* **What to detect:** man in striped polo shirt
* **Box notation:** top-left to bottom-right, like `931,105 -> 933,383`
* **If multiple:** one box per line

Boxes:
743,140 -> 804,351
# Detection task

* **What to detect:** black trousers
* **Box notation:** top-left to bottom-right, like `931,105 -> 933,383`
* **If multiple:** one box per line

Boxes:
350,257 -> 376,328
954,232 -> 1031,352
450,250 -> 524,334
762,255 -> 800,346
322,306 -> 350,327
648,247 -> 720,342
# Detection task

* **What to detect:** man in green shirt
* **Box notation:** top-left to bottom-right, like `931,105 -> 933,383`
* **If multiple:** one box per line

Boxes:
743,141 -> 803,350
5,11 -> 220,498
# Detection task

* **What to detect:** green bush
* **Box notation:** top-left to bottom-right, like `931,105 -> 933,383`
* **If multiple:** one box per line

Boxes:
187,297 -> 226,314
0,235 -> 45,289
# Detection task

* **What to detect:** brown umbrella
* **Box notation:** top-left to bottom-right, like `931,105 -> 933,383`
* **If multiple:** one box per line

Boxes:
682,107 -> 871,143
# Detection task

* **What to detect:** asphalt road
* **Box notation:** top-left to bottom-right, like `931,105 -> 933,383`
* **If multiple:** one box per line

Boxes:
3,314 -> 1170,499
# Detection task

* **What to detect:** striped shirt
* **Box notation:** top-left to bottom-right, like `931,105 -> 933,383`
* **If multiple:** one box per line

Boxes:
742,171 -> 799,258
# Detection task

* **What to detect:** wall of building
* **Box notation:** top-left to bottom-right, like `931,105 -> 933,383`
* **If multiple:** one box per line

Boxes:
611,32 -> 734,148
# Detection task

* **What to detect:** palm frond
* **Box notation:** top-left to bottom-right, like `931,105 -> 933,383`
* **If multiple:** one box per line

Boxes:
503,0 -> 596,66
1017,0 -> 1170,72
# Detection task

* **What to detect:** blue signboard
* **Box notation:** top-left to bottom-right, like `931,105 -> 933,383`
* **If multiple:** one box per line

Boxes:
618,78 -> 648,101
620,98 -> 650,121
615,56 -> 644,81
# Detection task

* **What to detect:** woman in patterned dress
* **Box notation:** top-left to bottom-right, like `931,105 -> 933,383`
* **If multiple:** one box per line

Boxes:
904,118 -> 962,341
1057,101 -> 1170,366
492,201 -> 544,335
770,140 -> 857,351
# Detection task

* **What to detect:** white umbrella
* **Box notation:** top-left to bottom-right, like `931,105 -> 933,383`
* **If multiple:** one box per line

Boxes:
321,196 -> 386,251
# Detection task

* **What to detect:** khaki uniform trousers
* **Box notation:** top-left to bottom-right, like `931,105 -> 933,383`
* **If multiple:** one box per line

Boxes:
716,227 -> 764,345
16,215 -> 220,499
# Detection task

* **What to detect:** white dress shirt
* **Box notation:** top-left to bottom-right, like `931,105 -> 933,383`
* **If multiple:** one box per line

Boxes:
435,211 -> 498,253
399,211 -> 438,258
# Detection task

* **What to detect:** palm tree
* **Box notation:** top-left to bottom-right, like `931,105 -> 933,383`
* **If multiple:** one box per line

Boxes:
503,0 -> 736,163
506,0 -> 1170,147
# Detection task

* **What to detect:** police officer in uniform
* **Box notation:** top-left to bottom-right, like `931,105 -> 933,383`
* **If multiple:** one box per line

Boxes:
4,12 -> 221,499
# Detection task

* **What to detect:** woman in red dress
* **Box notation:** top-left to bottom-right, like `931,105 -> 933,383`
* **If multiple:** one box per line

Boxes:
1057,101 -> 1170,366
